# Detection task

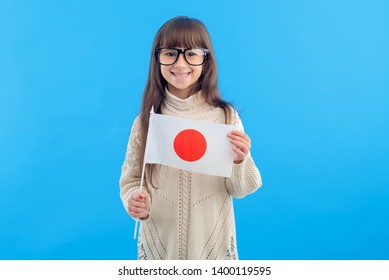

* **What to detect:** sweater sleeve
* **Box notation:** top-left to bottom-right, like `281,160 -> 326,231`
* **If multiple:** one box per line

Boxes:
119,116 -> 143,211
225,112 -> 262,198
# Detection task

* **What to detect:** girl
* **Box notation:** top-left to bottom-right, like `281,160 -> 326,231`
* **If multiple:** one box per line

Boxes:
119,16 -> 262,260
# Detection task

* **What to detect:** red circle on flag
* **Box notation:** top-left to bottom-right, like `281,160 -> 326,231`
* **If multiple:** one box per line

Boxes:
173,129 -> 207,162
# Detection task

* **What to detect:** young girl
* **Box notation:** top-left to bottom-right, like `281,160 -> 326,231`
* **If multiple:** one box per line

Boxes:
119,16 -> 262,260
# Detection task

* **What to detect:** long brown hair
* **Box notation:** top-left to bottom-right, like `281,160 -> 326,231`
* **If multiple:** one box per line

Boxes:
139,16 -> 233,166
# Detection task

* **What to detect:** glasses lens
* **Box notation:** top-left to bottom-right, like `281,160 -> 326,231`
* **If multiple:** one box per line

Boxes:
158,49 -> 178,65
185,48 -> 207,65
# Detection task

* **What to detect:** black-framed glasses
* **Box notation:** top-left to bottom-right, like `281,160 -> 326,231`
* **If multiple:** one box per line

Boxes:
155,48 -> 209,66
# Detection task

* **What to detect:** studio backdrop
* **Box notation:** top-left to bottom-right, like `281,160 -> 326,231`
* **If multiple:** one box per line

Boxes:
0,0 -> 388,259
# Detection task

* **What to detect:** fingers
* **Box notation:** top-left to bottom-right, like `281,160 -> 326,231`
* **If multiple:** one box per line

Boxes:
129,198 -> 145,211
127,201 -> 149,218
127,191 -> 150,219
228,130 -> 251,162
228,130 -> 251,147
230,138 -> 250,154
233,145 -> 248,158
132,191 -> 145,201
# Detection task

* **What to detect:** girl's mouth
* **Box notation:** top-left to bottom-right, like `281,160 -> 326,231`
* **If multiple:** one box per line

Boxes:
171,72 -> 190,78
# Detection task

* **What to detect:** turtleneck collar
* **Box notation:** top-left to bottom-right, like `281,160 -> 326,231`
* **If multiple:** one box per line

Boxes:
163,88 -> 208,113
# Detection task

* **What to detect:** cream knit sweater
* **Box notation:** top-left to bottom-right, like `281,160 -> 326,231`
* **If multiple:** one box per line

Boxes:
119,90 -> 262,260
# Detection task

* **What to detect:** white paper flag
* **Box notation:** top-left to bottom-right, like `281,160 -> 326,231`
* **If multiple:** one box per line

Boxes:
144,110 -> 238,177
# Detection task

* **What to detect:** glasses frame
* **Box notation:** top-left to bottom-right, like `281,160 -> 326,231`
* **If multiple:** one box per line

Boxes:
155,47 -> 209,66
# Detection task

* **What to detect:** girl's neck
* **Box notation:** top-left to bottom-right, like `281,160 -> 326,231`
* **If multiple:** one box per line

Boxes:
164,88 -> 206,113
167,85 -> 195,99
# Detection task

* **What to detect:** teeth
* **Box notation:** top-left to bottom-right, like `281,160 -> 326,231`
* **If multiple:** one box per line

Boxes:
174,73 -> 189,77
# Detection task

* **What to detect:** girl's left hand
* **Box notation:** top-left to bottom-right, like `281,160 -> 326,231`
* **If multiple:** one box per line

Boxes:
228,130 -> 251,164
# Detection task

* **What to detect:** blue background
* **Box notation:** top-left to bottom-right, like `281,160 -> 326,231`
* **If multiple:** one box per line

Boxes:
1,0 -> 388,260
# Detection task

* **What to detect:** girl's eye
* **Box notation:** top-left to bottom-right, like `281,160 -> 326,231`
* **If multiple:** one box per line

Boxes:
161,50 -> 177,57
187,49 -> 203,57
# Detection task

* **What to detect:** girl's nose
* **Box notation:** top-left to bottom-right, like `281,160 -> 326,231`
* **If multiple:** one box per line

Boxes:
174,53 -> 187,67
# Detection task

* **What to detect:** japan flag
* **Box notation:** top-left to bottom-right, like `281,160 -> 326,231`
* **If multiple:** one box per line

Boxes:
144,109 -> 238,177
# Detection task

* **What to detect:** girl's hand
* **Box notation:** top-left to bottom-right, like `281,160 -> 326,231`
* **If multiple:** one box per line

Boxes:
228,130 -> 251,164
127,189 -> 151,219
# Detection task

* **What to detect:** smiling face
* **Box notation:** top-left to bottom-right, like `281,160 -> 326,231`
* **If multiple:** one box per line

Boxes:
160,49 -> 203,99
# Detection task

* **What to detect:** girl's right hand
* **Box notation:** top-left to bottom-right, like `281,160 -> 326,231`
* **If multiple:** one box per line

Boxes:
127,189 -> 151,219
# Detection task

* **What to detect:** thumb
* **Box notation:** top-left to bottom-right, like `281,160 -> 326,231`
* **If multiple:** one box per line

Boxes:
139,189 -> 149,200
142,189 -> 151,203
131,191 -> 143,201
141,189 -> 149,196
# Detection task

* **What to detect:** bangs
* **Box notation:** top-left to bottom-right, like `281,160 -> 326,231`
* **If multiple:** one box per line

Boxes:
157,18 -> 207,49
